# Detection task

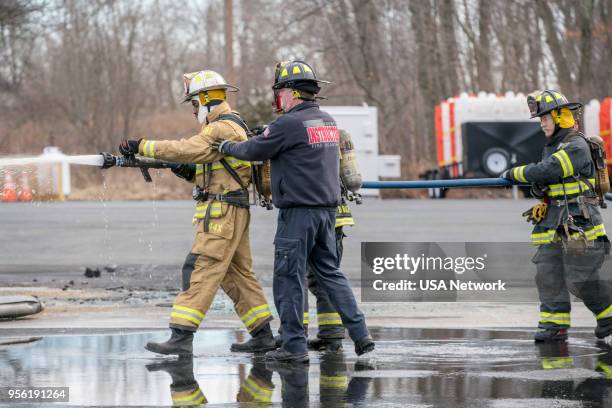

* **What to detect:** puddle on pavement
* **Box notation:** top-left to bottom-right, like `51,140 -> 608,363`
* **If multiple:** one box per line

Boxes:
0,328 -> 611,407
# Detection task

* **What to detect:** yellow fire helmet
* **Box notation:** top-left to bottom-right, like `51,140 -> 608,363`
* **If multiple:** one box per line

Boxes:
182,70 -> 239,123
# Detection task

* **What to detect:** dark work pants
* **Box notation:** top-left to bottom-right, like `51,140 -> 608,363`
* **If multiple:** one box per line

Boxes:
305,227 -> 346,340
533,240 -> 612,329
274,207 -> 369,353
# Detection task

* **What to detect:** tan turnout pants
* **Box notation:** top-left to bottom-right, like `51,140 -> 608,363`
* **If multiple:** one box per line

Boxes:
169,206 -> 272,333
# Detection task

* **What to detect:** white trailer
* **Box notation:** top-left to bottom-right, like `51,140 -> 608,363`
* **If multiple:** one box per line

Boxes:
321,105 -> 401,196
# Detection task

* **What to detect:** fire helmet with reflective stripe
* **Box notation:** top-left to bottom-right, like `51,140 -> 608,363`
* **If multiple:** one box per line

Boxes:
526,89 -> 582,119
182,70 -> 238,103
272,60 -> 330,91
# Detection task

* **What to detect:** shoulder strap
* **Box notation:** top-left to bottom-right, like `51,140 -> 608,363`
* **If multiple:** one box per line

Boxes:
214,113 -> 251,135
562,130 -> 585,143
557,130 -> 587,152
563,131 -> 600,198
210,113 -> 250,189
219,158 -> 247,189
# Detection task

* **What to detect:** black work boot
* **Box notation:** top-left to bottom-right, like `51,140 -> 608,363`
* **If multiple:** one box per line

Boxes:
307,337 -> 343,352
274,335 -> 282,349
264,348 -> 309,364
534,328 -> 568,343
355,335 -> 375,356
145,328 -> 194,356
231,323 -> 277,353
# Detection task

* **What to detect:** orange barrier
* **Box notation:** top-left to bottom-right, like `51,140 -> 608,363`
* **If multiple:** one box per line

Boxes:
18,172 -> 33,202
1,173 -> 17,202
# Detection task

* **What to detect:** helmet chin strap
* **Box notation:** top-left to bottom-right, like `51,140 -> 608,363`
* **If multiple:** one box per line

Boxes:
292,89 -> 315,102
194,97 -> 223,124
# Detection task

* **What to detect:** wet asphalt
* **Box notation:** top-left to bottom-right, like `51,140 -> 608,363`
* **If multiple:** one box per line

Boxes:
0,198 -> 568,286
1,328 -> 612,407
3,200 -> 612,406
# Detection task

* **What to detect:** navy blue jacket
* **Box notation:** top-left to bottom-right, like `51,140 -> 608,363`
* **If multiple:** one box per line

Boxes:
223,102 -> 341,208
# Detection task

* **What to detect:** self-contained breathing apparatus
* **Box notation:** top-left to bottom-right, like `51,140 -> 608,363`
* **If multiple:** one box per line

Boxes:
583,134 -> 610,206
339,129 -> 363,204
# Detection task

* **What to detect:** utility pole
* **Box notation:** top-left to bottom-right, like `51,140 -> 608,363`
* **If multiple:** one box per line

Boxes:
224,0 -> 236,107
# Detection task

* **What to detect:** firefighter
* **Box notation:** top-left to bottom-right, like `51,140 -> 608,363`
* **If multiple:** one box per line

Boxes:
119,70 -> 275,355
502,89 -> 612,343
262,69 -> 355,351
213,60 -> 374,363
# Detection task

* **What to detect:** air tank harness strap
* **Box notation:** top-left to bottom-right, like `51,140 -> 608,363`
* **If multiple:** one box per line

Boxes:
202,162 -> 214,233
215,113 -> 251,135
202,113 -> 252,233
201,158 -> 249,233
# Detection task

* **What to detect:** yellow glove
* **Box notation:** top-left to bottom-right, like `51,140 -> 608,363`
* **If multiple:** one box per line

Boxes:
522,202 -> 548,224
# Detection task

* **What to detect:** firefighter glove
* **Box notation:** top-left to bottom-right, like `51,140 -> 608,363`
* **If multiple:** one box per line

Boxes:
210,138 -> 232,154
119,139 -> 142,156
250,125 -> 267,136
522,202 -> 548,224
531,183 -> 548,199
171,164 -> 196,182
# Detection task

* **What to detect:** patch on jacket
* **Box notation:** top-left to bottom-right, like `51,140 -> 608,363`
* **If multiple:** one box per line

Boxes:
303,119 -> 339,145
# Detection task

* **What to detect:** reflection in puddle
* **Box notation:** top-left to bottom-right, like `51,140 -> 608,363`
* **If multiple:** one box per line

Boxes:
0,328 -> 611,407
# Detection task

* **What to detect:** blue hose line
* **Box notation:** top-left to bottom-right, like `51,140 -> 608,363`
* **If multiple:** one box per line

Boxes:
361,179 -> 612,202
360,179 -> 516,189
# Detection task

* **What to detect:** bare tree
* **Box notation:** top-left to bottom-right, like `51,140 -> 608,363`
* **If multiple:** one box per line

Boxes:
0,0 -> 43,93
1,0 -> 610,194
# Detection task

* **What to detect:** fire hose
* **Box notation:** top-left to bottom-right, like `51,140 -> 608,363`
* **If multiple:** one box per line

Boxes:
99,153 -> 612,202
362,180 -> 612,203
361,179 -> 517,189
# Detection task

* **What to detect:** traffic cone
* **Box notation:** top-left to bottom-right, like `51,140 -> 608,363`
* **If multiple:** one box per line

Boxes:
18,172 -> 33,202
2,173 -> 17,202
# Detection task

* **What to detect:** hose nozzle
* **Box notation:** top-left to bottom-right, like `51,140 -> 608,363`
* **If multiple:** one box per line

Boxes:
99,152 -> 117,169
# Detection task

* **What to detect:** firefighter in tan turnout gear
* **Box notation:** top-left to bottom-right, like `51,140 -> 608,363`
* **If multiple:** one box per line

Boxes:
119,70 -> 275,355
503,89 -> 612,343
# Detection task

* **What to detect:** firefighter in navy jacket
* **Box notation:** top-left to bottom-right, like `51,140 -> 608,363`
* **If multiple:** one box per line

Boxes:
214,60 -> 374,363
